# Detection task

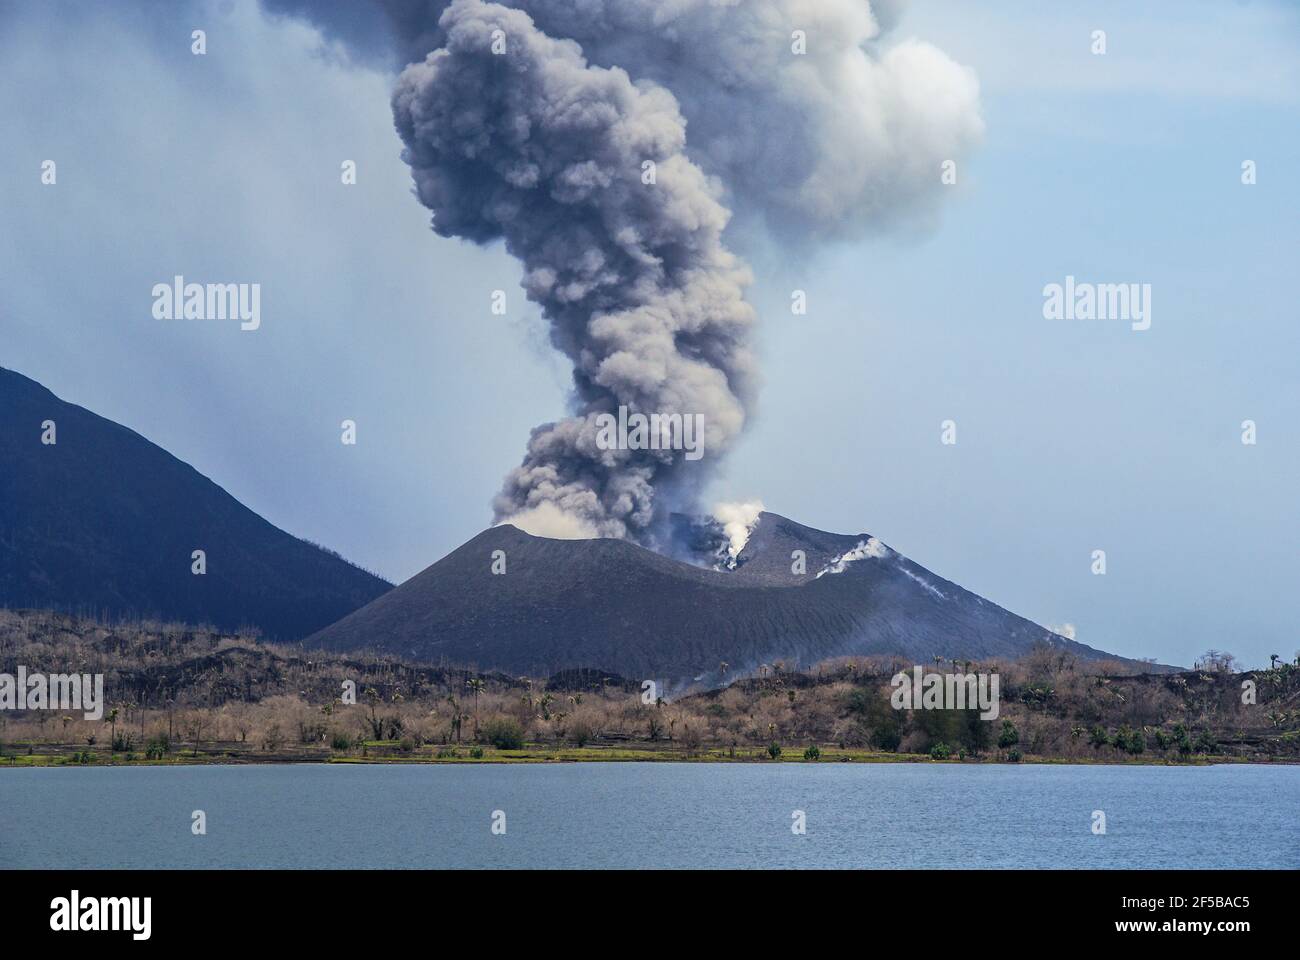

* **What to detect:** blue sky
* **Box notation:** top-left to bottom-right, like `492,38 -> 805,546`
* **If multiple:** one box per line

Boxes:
1,0 -> 1296,668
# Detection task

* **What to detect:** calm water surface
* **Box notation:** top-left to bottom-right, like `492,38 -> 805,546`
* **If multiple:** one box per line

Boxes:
2,762 -> 1296,868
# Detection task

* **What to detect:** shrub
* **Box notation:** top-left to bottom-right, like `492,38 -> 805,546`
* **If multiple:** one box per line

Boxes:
330,732 -> 351,751
397,737 -> 415,753
144,736 -> 170,761
482,715 -> 525,750
997,721 -> 1019,749
803,745 -> 821,761
767,742 -> 782,760
1019,683 -> 1053,706
435,746 -> 458,759
568,718 -> 594,748
871,725 -> 902,752
1006,748 -> 1022,762
469,746 -> 484,759
929,742 -> 952,760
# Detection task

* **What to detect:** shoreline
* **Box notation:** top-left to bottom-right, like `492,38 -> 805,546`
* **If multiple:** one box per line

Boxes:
3,744 -> 1293,768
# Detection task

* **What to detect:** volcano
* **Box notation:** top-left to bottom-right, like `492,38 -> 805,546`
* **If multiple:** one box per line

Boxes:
307,512 -> 1150,688
1,366 -> 1158,684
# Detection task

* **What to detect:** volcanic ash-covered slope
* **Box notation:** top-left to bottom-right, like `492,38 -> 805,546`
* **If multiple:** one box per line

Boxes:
307,513 -> 1139,687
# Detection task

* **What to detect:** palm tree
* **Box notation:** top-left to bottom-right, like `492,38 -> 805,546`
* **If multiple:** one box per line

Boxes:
446,695 -> 462,742
106,708 -> 119,751
466,678 -> 485,738
364,687 -> 385,741
719,661 -> 729,676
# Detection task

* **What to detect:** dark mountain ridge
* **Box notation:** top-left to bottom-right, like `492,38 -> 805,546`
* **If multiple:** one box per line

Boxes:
0,367 -> 391,640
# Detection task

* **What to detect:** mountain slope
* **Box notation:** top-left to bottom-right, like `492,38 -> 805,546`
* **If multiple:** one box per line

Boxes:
0,367 -> 391,639
308,514 -> 1149,687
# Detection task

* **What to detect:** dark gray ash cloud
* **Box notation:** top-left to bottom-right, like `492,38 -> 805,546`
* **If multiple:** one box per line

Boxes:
393,0 -> 757,539
265,0 -> 982,541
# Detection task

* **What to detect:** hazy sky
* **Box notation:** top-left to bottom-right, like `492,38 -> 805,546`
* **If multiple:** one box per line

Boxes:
2,0 -> 1297,668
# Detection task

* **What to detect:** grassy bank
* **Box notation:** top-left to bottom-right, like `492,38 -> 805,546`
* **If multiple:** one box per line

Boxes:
0,738 -> 1275,768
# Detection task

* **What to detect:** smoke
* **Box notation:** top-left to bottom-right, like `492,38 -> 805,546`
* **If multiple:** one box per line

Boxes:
816,536 -> 890,577
266,0 -> 982,543
712,500 -> 765,565
392,0 -> 757,540
452,0 -> 985,241
272,0 -> 983,240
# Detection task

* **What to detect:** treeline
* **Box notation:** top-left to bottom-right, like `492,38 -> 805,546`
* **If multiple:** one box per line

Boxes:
1,609 -> 1297,763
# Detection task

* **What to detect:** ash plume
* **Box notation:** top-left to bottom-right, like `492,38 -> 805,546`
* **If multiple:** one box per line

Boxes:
393,0 -> 757,540
266,0 -> 982,542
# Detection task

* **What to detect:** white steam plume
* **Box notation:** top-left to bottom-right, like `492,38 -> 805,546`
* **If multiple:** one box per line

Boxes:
816,537 -> 890,577
712,500 -> 765,562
